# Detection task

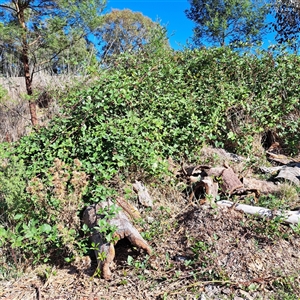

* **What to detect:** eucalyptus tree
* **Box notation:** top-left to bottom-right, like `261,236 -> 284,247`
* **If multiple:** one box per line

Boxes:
0,0 -> 105,126
96,9 -> 169,62
185,0 -> 270,47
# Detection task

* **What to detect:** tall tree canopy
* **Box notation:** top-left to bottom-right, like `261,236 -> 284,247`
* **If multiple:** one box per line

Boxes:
185,0 -> 269,47
272,0 -> 300,48
96,9 -> 169,60
0,0 -> 105,126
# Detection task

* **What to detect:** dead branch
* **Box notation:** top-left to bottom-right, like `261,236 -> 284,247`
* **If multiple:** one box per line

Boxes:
217,200 -> 300,224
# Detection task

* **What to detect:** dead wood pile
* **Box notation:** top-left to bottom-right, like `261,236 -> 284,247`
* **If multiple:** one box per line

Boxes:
176,150 -> 300,225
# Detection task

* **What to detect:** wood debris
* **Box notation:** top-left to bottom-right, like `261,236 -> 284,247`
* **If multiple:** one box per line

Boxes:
217,200 -> 300,224
266,152 -> 300,165
177,148 -> 300,224
132,181 -> 153,207
242,177 -> 280,195
82,199 -> 152,280
218,167 -> 243,194
261,162 -> 300,186
178,163 -> 243,203
115,196 -> 141,220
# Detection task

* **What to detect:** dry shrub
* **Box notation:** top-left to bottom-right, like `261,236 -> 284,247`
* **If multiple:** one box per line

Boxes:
0,97 -> 31,142
26,158 -> 88,254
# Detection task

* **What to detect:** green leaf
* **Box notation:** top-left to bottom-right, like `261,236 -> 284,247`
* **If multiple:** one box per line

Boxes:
40,224 -> 52,233
127,255 -> 133,266
13,214 -> 24,220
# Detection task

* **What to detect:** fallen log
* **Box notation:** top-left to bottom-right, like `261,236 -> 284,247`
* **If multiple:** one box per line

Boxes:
179,164 -> 243,198
82,199 -> 152,279
275,166 -> 300,186
242,177 -> 281,194
260,163 -> 300,186
266,152 -> 300,165
190,177 -> 219,204
216,200 -> 300,224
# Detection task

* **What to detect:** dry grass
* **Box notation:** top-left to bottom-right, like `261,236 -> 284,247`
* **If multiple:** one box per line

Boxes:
1,149 -> 300,299
0,73 -> 90,142
1,203 -> 299,299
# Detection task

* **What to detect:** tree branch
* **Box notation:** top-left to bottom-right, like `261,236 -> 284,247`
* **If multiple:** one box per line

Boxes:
0,4 -> 17,12
33,32 -> 88,70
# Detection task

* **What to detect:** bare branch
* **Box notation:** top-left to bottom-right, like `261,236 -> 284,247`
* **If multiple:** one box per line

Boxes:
0,4 -> 17,12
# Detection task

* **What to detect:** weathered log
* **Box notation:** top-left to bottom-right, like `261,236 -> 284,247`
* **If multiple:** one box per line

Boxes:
205,167 -> 225,177
266,152 -> 300,165
195,166 -> 243,195
200,177 -> 219,203
219,167 -> 243,194
260,163 -> 300,186
242,177 -> 281,194
275,166 -> 300,185
82,200 -> 152,279
260,165 -> 284,175
179,164 -> 244,201
190,177 -> 219,204
132,181 -> 153,207
115,196 -> 141,220
217,200 -> 300,224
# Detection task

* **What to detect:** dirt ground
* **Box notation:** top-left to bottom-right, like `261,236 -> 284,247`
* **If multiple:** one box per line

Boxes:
1,204 -> 300,300
1,148 -> 300,300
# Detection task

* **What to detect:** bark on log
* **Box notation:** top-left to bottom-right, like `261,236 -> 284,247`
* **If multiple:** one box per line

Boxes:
132,181 -> 153,207
205,167 -> 226,177
82,200 -> 152,279
115,196 -> 141,220
242,178 -> 281,194
219,167 -> 243,194
217,200 -> 300,224
266,152 -> 299,165
203,166 -> 243,195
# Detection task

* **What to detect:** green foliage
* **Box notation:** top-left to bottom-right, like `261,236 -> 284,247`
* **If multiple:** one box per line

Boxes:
97,9 -> 169,61
0,0 -> 104,76
94,205 -> 120,243
185,0 -> 269,47
127,254 -> 150,270
0,143 -> 27,222
0,154 -> 89,266
270,272 -> 300,299
14,44 -> 300,199
2,44 -> 300,270
0,85 -> 8,103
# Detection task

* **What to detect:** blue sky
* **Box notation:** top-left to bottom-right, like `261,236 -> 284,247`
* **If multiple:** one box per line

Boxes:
104,0 -> 195,50
104,0 -> 278,50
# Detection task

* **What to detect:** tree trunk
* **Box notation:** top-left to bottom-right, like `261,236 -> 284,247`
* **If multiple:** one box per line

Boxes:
22,45 -> 38,126
18,5 -> 38,127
